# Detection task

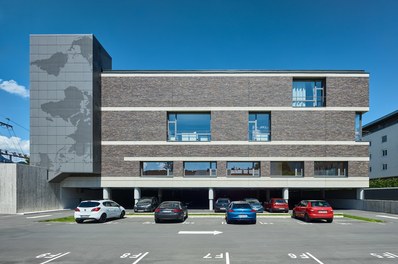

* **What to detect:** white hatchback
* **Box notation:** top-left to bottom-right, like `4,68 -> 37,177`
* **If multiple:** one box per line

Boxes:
74,200 -> 126,223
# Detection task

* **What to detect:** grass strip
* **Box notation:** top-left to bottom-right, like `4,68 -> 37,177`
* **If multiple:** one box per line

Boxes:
343,214 -> 384,223
39,216 -> 75,222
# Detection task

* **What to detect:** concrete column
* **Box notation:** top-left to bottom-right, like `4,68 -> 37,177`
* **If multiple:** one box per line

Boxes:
357,188 -> 365,200
209,188 -> 214,211
158,189 -> 163,203
134,188 -> 141,205
321,189 -> 326,199
283,188 -> 289,201
103,188 -> 111,200
266,189 -> 271,201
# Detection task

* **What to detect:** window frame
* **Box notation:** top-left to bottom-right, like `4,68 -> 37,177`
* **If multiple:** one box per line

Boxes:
141,161 -> 174,177
226,161 -> 261,177
167,112 -> 211,142
183,161 -> 217,177
314,161 -> 348,177
248,112 -> 271,141
292,79 -> 326,107
270,161 -> 304,177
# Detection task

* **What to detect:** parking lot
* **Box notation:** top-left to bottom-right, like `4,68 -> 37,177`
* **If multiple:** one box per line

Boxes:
0,211 -> 398,263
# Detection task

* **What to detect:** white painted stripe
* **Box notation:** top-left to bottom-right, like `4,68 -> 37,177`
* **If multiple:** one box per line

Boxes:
306,252 -> 324,264
101,106 -> 369,112
133,252 -> 149,264
102,140 -> 369,146
40,252 -> 70,264
26,215 -> 52,219
376,215 -> 398,220
102,73 -> 369,78
124,157 -> 369,162
225,252 -> 230,264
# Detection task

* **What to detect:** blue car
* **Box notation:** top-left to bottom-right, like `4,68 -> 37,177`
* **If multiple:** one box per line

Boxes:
225,201 -> 257,224
244,198 -> 264,213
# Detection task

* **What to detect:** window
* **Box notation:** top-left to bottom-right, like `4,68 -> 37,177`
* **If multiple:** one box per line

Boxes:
226,161 -> 260,176
314,161 -> 348,176
382,135 -> 387,143
248,113 -> 271,141
382,164 -> 388,170
382,150 -> 388,156
355,113 -> 362,141
292,80 -> 325,107
184,161 -> 216,177
141,162 -> 173,176
168,113 -> 211,142
369,167 -> 372,172
270,161 -> 304,176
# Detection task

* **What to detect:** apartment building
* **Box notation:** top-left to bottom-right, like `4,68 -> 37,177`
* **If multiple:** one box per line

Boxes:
363,110 -> 398,179
30,34 -> 369,209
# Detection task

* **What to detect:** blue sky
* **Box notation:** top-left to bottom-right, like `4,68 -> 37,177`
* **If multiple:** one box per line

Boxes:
1,0 -> 397,154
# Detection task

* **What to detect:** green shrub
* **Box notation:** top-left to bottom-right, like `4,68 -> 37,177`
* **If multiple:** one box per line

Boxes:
370,178 -> 398,188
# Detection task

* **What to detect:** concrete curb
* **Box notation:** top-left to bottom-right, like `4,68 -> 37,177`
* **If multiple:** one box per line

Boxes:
19,209 -> 70,215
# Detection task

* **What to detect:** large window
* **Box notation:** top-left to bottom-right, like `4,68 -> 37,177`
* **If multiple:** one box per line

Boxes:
270,161 -> 304,176
292,80 -> 325,107
314,161 -> 347,177
355,113 -> 362,141
227,162 -> 260,176
141,162 -> 173,176
168,113 -> 211,142
184,161 -> 217,177
248,113 -> 271,141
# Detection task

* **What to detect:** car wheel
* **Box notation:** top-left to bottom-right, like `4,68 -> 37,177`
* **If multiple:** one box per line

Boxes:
185,212 -> 189,220
252,219 -> 256,224
269,208 -> 273,213
326,218 -> 333,223
304,214 -> 311,222
155,218 -> 161,223
180,214 -> 185,223
285,210 -> 289,213
75,219 -> 84,224
99,213 -> 107,223
292,211 -> 296,219
119,210 -> 125,219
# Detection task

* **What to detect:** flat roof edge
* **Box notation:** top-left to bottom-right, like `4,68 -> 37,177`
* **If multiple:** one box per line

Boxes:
102,70 -> 368,74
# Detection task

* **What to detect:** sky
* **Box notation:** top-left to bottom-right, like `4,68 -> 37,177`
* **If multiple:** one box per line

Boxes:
0,0 -> 398,155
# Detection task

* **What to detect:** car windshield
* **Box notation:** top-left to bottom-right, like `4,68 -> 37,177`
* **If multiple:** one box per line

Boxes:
250,202 -> 261,206
311,201 -> 330,207
159,202 -> 180,209
79,202 -> 100,207
232,203 -> 252,209
246,199 -> 260,203
137,199 -> 152,204
217,199 -> 230,203
274,199 -> 286,204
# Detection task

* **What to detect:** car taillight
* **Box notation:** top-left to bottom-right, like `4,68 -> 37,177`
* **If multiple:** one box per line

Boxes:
251,209 -> 256,213
228,209 -> 234,212
154,208 -> 160,213
91,207 -> 101,212
309,209 -> 315,212
74,208 -> 80,212
173,209 -> 183,213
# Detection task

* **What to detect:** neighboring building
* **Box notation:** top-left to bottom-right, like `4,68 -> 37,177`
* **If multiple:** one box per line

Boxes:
29,34 -> 370,209
363,110 -> 398,179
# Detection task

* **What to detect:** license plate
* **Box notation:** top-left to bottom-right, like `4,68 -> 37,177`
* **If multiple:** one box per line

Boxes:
162,210 -> 172,213
220,207 -> 225,210
80,215 -> 89,218
137,210 -> 144,212
238,215 -> 248,218
318,211 -> 327,214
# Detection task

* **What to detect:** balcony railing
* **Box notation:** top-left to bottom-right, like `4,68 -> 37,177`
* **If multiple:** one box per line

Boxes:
141,169 -> 173,177
184,169 -> 217,177
169,132 -> 211,142
314,168 -> 346,177
249,131 -> 271,141
227,169 -> 260,177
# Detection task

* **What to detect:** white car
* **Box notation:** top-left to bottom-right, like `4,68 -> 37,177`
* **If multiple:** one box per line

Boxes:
74,200 -> 125,223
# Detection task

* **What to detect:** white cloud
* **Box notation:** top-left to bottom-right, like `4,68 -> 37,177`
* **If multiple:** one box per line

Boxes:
0,136 -> 30,155
0,79 -> 29,98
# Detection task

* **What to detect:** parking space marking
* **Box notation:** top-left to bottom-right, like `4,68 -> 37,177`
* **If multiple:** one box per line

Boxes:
142,221 -> 155,224
132,252 -> 149,264
259,221 -> 274,225
203,252 -> 230,264
182,221 -> 195,224
376,215 -> 398,220
36,252 -> 70,264
370,252 -> 398,259
27,215 -> 52,219
120,252 -> 149,263
288,252 -> 324,264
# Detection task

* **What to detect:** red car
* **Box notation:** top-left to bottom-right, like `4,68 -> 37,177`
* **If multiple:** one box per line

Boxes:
292,200 -> 334,223
264,198 -> 289,213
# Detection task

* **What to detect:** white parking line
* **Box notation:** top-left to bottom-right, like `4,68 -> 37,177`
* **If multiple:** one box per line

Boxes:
39,252 -> 70,264
376,215 -> 398,220
26,215 -> 52,219
225,252 -> 230,264
132,252 -> 149,264
305,252 -> 324,264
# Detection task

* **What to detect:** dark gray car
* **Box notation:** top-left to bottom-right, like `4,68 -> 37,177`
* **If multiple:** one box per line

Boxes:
134,197 -> 159,212
154,201 -> 188,223
214,198 -> 231,212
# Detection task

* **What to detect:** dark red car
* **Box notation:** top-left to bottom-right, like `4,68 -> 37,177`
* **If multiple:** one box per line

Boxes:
292,200 -> 334,223
264,198 -> 289,213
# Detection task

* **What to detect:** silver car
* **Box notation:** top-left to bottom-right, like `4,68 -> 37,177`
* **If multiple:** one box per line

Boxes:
74,200 -> 125,223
